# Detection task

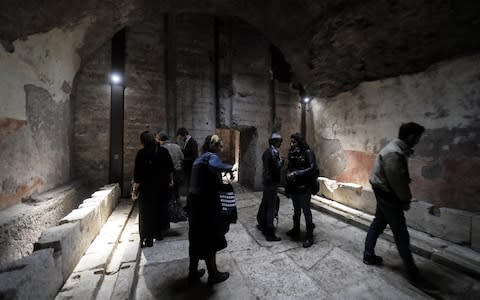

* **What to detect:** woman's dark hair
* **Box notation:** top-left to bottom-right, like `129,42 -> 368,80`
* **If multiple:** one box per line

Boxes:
202,134 -> 222,153
290,132 -> 309,150
398,122 -> 425,140
140,131 -> 155,146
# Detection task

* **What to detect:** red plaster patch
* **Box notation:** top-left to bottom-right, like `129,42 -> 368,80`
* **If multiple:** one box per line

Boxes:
335,150 -> 376,187
0,117 -> 27,140
0,178 -> 44,210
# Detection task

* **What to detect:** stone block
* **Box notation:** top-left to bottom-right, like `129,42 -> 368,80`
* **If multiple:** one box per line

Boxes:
319,177 -> 336,199
431,244 -> 480,277
472,215 -> 480,252
34,222 -> 88,281
0,180 -> 87,265
56,269 -> 104,300
60,206 -> 102,245
406,201 -> 475,244
91,184 -> 120,223
319,177 -> 376,214
0,249 -> 63,300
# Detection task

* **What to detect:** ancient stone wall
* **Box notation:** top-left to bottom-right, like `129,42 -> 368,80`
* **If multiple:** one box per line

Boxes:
309,54 -> 480,211
123,21 -> 168,193
0,21 -> 90,210
72,43 -> 111,189
70,15 -> 291,192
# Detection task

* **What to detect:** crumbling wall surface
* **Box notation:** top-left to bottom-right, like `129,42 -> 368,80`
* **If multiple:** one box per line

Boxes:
310,54 -> 480,212
0,20 -> 91,211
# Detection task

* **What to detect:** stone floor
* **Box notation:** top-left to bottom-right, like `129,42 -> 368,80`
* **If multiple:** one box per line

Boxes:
60,186 -> 480,300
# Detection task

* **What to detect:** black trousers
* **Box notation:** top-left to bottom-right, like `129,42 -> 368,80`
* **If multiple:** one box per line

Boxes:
257,184 -> 278,233
291,191 -> 313,230
364,188 -> 418,277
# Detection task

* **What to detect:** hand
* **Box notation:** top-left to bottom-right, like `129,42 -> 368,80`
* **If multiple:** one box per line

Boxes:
403,202 -> 410,211
286,171 -> 296,181
131,183 -> 139,201
231,163 -> 238,172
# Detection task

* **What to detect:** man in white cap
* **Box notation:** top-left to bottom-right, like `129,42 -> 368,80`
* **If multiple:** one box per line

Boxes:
256,132 -> 284,241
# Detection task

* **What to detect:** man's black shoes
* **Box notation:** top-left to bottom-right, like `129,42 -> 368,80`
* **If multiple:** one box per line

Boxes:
363,254 -> 383,265
266,234 -> 282,242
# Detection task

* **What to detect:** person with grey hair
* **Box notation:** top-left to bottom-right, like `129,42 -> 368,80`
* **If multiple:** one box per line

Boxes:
156,131 -> 186,222
256,132 -> 284,241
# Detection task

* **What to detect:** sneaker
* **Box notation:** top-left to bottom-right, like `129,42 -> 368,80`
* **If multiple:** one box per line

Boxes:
363,254 -> 383,265
208,271 -> 230,285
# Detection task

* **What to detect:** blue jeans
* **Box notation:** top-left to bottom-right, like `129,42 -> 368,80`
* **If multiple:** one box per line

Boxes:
364,188 -> 418,277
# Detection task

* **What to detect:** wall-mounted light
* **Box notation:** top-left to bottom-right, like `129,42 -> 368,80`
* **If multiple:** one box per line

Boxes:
303,97 -> 310,103
110,72 -> 123,85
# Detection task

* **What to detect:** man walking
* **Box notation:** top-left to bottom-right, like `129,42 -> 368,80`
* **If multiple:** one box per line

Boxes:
363,122 -> 437,293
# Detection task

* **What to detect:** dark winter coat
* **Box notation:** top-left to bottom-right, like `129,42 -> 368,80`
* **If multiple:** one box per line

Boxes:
187,152 -> 231,258
134,143 -> 174,239
286,146 -> 316,193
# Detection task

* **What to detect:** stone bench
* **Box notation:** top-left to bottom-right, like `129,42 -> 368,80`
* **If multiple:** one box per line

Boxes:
0,183 -> 120,300
0,180 -> 88,265
317,177 -> 480,252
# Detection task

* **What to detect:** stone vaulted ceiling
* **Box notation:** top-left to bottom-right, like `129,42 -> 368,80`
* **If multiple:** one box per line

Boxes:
1,0 -> 479,97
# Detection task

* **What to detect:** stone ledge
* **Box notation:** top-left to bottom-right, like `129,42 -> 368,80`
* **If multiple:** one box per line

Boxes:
56,199 -> 135,300
317,177 -> 479,246
0,183 -> 120,300
0,180 -> 88,265
0,249 -> 63,300
308,193 -> 480,279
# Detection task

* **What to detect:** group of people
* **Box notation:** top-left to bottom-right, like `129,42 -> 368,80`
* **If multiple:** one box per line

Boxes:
132,122 -> 434,291
132,128 -> 198,247
256,132 -> 318,249
132,128 -> 234,284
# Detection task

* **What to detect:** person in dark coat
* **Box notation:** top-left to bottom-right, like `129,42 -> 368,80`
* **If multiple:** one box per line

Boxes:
187,134 -> 233,285
176,127 -> 198,190
285,132 -> 316,248
256,132 -> 284,241
133,131 -> 174,247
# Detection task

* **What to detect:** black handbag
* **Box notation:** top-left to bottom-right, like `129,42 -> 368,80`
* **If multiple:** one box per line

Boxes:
218,182 -> 237,224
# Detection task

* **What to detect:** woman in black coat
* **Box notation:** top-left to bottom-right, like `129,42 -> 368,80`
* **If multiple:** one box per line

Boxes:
285,132 -> 317,248
133,131 -> 174,247
187,134 -> 233,285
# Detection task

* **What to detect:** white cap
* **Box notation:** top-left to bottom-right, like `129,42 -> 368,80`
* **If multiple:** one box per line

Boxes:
270,132 -> 282,140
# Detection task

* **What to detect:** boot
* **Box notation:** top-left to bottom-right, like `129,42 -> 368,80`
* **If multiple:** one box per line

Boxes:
206,254 -> 230,285
208,271 -> 230,284
303,223 -> 315,248
188,268 -> 206,284
286,215 -> 301,239
265,227 -> 281,242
